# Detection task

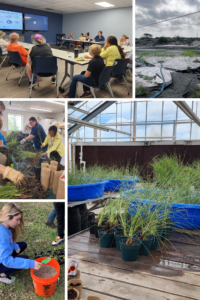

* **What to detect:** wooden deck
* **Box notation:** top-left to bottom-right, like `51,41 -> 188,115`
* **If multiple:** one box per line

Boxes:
0,47 -> 132,99
68,230 -> 200,300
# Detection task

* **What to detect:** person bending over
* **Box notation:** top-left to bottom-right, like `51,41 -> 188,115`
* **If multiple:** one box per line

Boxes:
20,117 -> 47,152
0,120 -> 6,147
0,203 -> 41,284
62,44 -> 104,98
40,125 -> 65,163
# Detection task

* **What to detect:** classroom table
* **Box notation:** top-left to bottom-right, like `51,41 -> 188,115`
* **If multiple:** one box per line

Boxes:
18,42 -> 132,93
18,41 -> 90,93
58,37 -> 105,49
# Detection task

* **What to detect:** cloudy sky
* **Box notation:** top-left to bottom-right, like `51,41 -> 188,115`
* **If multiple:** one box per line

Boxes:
136,0 -> 200,38
69,101 -> 200,143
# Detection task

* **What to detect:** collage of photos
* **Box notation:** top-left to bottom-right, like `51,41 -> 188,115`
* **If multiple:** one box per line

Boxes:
1,0 -> 200,300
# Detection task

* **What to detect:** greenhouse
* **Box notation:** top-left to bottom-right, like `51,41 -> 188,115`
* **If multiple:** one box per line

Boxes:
68,100 -> 200,300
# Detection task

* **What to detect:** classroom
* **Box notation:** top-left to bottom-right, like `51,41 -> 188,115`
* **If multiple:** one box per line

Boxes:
0,0 -> 132,99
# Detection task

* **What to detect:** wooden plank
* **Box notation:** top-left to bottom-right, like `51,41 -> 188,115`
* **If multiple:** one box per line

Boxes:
74,265 -> 200,300
68,239 -> 200,266
68,248 -> 200,278
68,249 -> 200,284
81,289 -> 120,300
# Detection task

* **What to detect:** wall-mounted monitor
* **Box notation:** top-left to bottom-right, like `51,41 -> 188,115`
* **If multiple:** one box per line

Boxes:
0,10 -> 23,30
24,14 -> 48,31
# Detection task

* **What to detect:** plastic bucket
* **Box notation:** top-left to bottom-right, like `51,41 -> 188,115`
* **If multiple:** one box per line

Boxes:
30,257 -> 60,298
120,238 -> 142,261
140,237 -> 153,255
98,229 -> 115,248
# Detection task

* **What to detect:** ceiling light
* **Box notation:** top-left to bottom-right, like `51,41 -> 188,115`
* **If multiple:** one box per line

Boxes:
30,107 -> 52,112
45,100 -> 65,106
95,2 -> 114,7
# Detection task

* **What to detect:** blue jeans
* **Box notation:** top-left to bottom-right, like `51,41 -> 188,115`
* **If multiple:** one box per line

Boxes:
68,71 -> 97,98
47,209 -> 56,223
0,242 -> 29,276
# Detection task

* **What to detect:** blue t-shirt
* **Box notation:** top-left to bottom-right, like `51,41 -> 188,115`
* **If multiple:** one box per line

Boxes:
0,132 -> 6,147
94,35 -> 105,42
31,123 -> 46,150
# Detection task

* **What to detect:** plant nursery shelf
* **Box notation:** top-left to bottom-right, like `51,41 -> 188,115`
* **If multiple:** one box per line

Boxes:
68,230 -> 200,300
68,192 -> 119,209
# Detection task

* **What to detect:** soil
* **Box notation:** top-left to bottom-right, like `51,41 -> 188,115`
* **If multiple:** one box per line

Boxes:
122,240 -> 140,246
68,289 -> 78,299
101,229 -> 113,234
116,233 -> 125,236
69,283 -> 81,287
33,265 -> 57,279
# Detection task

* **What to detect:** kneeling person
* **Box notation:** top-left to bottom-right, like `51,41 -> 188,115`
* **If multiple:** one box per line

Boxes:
62,44 -> 105,98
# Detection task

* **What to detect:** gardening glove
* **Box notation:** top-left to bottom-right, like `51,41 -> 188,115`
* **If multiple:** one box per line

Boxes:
3,167 -> 26,189
20,138 -> 26,145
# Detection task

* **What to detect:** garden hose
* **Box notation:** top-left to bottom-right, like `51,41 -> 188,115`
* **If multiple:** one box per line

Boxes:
150,63 -> 165,98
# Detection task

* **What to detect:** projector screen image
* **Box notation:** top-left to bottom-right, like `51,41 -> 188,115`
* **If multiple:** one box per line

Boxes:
0,10 -> 23,30
25,14 -> 48,31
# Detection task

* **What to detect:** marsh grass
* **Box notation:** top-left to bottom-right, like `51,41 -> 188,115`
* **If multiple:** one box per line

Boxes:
68,164 -> 140,185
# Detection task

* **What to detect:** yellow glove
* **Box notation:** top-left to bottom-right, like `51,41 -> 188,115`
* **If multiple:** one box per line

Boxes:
3,167 -> 25,188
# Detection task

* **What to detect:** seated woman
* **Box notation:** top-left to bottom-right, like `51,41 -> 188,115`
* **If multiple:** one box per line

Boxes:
83,32 -> 90,50
0,120 -> 6,147
26,34 -> 56,88
61,44 -> 104,98
40,125 -> 65,163
119,34 -> 129,45
0,203 -> 41,284
74,33 -> 84,50
84,35 -> 125,66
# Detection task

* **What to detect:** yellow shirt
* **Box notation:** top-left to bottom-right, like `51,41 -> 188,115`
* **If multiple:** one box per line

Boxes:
42,132 -> 65,157
100,45 -> 121,66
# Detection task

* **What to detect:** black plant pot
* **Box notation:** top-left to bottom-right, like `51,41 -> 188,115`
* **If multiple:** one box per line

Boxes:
58,255 -> 65,265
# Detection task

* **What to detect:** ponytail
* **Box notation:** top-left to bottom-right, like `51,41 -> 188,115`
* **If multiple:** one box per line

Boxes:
107,36 -> 125,58
117,45 -> 125,58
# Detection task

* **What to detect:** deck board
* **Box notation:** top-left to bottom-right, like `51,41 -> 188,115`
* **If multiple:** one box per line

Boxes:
68,229 -> 200,299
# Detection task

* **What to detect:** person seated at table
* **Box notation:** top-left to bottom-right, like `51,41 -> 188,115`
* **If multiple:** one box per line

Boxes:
61,44 -> 104,98
93,31 -> 105,43
74,33 -> 84,50
64,32 -> 74,49
119,34 -> 129,45
84,35 -> 125,66
26,34 -> 56,88
82,32 -> 91,50
7,33 -> 28,66
0,31 -> 8,55
126,49 -> 132,70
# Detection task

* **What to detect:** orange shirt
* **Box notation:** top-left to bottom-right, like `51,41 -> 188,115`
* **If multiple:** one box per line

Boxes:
7,43 -> 28,65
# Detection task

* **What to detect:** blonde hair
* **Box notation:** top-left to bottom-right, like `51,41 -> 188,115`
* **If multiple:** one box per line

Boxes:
89,44 -> 101,56
0,203 -> 24,242
0,119 -> 3,130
